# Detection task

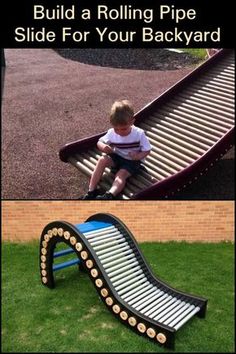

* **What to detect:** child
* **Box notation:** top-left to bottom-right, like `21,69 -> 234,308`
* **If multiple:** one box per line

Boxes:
82,100 -> 151,200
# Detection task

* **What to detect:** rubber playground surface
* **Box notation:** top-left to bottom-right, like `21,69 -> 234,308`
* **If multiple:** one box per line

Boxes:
2,49 -> 234,200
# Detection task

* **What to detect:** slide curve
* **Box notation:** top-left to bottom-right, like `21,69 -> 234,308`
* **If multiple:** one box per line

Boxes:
59,49 -> 234,199
40,213 -> 207,348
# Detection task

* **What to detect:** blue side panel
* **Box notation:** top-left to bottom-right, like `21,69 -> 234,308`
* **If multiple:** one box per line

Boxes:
74,221 -> 113,234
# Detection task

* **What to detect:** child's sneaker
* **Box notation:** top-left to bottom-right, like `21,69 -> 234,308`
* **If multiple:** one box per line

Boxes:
81,189 -> 100,200
96,192 -> 116,200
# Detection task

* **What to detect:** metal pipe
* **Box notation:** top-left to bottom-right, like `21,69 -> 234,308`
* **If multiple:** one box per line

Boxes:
108,261 -> 140,278
117,277 -> 148,295
121,281 -> 151,301
115,274 -> 146,291
112,268 -> 143,286
53,258 -> 80,271
129,287 -> 159,307
53,248 -> 75,258
173,306 -> 200,330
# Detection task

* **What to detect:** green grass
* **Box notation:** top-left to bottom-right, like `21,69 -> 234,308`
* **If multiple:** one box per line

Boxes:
2,241 -> 234,353
179,48 -> 207,59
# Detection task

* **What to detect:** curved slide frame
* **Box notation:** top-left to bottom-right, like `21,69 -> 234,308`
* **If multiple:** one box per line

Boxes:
59,49 -> 234,199
40,213 -> 207,349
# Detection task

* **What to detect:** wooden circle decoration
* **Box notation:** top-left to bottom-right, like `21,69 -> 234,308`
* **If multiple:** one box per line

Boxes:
101,288 -> 108,297
147,328 -> 156,338
52,228 -> 58,236
41,262 -> 46,269
75,242 -> 83,252
58,228 -> 64,236
105,297 -> 113,306
41,269 -> 47,276
112,304 -> 121,314
128,317 -> 137,327
44,234 -> 50,242
41,248 -> 47,255
41,255 -> 46,262
42,241 -> 48,248
91,268 -> 98,278
81,251 -> 88,260
137,323 -> 146,333
95,279 -> 103,288
156,333 -> 167,344
70,236 -> 77,245
42,277 -> 48,284
120,311 -> 128,321
47,230 -> 53,236
86,260 -> 93,269
64,231 -> 70,240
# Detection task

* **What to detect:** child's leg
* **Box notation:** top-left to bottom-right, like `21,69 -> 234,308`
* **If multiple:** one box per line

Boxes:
89,155 -> 113,191
109,169 -> 131,196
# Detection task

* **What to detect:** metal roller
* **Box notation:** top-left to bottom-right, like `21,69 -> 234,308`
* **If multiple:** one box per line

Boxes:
85,227 -> 119,242
112,268 -> 143,287
83,226 -> 116,237
162,303 -> 191,326
102,252 -> 137,269
90,234 -> 125,248
167,304 -> 197,328
107,261 -> 140,278
96,241 -> 129,256
115,274 -> 147,294
86,231 -> 121,243
148,296 -> 178,319
98,243 -> 131,259
123,283 -> 155,303
143,294 -> 174,316
156,300 -> 187,323
129,286 -> 159,307
154,299 -> 182,321
119,280 -> 150,299
173,306 -> 200,330
134,290 -> 164,312
88,231 -> 122,244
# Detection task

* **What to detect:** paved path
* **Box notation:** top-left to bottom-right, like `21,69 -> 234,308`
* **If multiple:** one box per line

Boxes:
2,49 -> 234,199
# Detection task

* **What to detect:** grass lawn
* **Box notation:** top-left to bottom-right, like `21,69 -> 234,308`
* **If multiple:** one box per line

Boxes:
181,48 -> 207,59
2,241 -> 234,353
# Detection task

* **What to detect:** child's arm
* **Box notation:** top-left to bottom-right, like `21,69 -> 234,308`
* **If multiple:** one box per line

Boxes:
128,150 -> 150,160
97,140 -> 114,154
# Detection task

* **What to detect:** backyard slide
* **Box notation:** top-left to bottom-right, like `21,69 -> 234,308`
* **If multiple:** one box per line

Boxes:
59,49 -> 234,199
40,213 -> 207,349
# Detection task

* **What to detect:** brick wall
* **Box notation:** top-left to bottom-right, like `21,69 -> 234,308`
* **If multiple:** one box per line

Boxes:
2,201 -> 234,243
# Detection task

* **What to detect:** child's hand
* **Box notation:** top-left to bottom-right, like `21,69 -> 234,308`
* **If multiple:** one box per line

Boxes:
103,144 -> 114,154
128,151 -> 139,160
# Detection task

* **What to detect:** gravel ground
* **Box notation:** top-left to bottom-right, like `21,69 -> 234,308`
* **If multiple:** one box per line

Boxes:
55,48 -> 202,70
2,48 -> 234,200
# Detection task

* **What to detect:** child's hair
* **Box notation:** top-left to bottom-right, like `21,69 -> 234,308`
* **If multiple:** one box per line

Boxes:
110,100 -> 134,125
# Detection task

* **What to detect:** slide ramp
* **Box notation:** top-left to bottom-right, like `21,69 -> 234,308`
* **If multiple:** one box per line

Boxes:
59,49 -> 234,199
40,213 -> 207,348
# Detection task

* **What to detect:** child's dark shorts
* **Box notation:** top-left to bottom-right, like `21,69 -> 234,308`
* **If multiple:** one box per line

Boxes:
108,153 -> 141,175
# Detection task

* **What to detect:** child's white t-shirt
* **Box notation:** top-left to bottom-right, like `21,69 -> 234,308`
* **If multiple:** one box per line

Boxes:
99,125 -> 151,160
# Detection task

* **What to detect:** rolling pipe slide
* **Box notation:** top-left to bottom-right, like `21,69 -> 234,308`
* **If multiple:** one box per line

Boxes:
59,49 -> 235,199
40,213 -> 207,349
